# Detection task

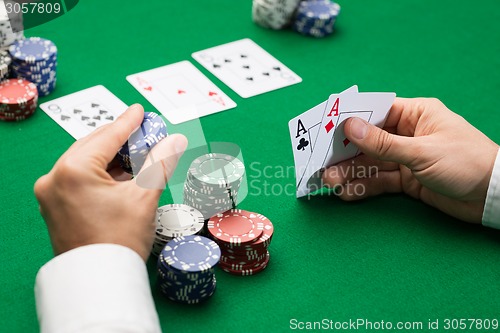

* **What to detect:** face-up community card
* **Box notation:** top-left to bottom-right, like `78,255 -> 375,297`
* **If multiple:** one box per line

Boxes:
192,38 -> 302,98
289,86 -> 396,198
40,85 -> 128,140
127,61 -> 236,124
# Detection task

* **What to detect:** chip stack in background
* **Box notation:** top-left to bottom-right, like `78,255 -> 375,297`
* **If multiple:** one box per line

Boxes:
293,0 -> 341,38
117,112 -> 168,174
0,1 -> 24,50
9,37 -> 57,96
183,153 -> 245,220
208,209 -> 274,276
157,235 -> 220,304
0,50 -> 11,81
0,78 -> 37,121
252,0 -> 301,29
152,204 -> 205,256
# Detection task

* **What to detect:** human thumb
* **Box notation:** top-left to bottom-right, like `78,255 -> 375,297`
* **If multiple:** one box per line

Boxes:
344,117 -> 416,166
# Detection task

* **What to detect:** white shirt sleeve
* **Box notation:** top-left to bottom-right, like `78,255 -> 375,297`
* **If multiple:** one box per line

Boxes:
35,244 -> 162,333
483,148 -> 500,229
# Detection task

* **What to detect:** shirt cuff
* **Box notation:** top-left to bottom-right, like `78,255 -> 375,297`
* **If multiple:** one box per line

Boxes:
35,244 -> 161,333
483,148 -> 500,229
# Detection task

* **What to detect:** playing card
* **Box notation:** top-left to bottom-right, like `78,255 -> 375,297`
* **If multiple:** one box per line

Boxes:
289,85 -> 358,189
192,38 -> 302,98
39,85 -> 128,140
127,61 -> 236,124
293,88 -> 396,198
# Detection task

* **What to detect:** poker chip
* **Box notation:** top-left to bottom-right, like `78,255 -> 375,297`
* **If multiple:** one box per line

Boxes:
0,51 -> 11,80
151,204 -> 205,257
9,37 -> 58,96
0,78 -> 38,122
292,0 -> 341,38
208,209 -> 274,276
116,112 -> 168,175
157,235 -> 220,304
183,153 -> 244,219
252,0 -> 301,30
0,2 -> 24,50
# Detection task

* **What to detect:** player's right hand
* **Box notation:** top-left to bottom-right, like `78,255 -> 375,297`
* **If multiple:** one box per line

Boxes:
322,97 -> 499,223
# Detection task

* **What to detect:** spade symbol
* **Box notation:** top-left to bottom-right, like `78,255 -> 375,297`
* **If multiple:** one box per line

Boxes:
296,137 -> 309,151
213,64 -> 221,68
262,72 -> 270,76
224,59 -> 231,63
246,77 -> 254,81
60,115 -> 70,121
99,109 -> 108,114
87,122 -> 96,127
273,66 -> 281,71
91,103 -> 99,108
106,115 -> 114,121
81,116 -> 89,121
73,108 -> 82,114
242,65 -> 250,69
240,54 -> 248,58
93,115 -> 101,120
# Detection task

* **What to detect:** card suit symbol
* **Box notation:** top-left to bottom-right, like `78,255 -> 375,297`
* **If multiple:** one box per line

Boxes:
81,115 -> 89,121
240,54 -> 248,58
60,115 -> 70,121
242,65 -> 250,69
208,91 -> 217,96
93,115 -> 101,120
325,120 -> 334,133
262,72 -> 270,76
178,90 -> 186,94
73,108 -> 82,114
87,122 -> 96,127
296,137 -> 309,151
91,103 -> 99,108
213,64 -> 221,68
144,86 -> 152,91
224,59 -> 231,63
106,115 -> 114,121
343,138 -> 350,147
99,109 -> 108,114
273,66 -> 281,71
246,77 -> 254,81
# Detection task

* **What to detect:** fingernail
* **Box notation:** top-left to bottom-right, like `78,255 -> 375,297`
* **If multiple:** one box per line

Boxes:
350,118 -> 368,140
174,135 -> 188,155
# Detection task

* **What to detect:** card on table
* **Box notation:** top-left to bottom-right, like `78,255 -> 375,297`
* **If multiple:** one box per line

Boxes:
39,85 -> 128,140
192,38 -> 302,98
289,86 -> 396,198
127,61 -> 236,124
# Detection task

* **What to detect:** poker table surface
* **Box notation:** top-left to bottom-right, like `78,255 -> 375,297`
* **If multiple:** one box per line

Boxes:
2,0 -> 500,332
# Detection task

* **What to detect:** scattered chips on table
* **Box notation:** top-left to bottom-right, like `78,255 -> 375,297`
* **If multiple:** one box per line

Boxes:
183,153 -> 245,220
152,204 -> 205,257
117,112 -> 168,174
9,37 -> 58,96
157,235 -> 220,304
0,78 -> 38,122
208,209 -> 274,276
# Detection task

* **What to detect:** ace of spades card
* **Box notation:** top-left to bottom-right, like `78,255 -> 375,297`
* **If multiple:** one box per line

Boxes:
289,87 -> 396,198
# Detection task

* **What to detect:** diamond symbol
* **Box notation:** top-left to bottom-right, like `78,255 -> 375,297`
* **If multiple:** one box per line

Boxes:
343,138 -> 350,147
324,120 -> 334,133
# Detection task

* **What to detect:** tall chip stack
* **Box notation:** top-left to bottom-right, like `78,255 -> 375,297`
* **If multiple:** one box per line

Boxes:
183,153 -> 245,220
208,209 -> 274,276
0,78 -> 38,121
293,0 -> 341,38
252,0 -> 301,29
9,37 -> 58,96
0,0 -> 24,50
152,204 -> 205,257
157,235 -> 220,304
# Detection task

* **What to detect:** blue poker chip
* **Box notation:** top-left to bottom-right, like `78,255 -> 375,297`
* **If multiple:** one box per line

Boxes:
161,235 -> 221,273
117,112 -> 167,174
9,37 -> 57,64
293,0 -> 340,38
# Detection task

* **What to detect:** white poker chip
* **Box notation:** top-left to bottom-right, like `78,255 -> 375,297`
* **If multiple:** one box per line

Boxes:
155,204 -> 205,239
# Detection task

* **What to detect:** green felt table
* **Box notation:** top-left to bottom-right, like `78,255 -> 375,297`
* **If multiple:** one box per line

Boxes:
1,0 -> 500,332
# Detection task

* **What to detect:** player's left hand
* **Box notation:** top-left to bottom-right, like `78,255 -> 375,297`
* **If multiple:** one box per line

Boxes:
34,104 -> 188,261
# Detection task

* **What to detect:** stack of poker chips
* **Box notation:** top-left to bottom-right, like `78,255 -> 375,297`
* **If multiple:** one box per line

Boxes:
0,1 -> 24,50
152,204 -> 205,257
0,50 -> 11,81
252,0 -> 301,29
208,209 -> 274,276
9,37 -> 58,96
0,78 -> 38,121
183,153 -> 245,220
293,0 -> 341,38
117,112 -> 168,175
157,235 -> 220,304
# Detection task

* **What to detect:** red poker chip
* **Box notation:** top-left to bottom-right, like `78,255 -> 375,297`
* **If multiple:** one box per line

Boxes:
216,213 -> 273,249
0,79 -> 38,105
208,209 -> 264,245
220,245 -> 268,258
220,252 -> 270,276
220,251 -> 268,264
